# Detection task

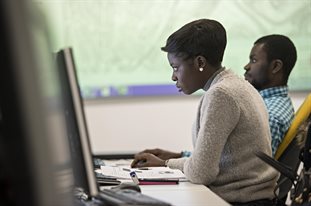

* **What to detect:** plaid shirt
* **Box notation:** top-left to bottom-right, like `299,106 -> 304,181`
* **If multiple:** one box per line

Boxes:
259,86 -> 294,156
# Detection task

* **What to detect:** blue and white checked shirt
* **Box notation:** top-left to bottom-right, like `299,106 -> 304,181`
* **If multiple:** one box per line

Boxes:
259,86 -> 294,156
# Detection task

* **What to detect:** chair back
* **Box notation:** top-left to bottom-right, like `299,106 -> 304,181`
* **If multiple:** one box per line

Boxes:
274,93 -> 311,199
275,93 -> 311,160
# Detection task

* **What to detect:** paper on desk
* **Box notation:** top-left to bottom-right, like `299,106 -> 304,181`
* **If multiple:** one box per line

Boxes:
103,159 -> 133,167
100,165 -> 186,180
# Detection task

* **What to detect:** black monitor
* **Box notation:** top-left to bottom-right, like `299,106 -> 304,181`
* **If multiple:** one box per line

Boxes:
55,48 -> 99,197
54,48 -> 171,206
0,1 -> 75,206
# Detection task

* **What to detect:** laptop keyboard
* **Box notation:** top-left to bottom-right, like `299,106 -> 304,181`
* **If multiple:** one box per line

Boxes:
97,188 -> 171,206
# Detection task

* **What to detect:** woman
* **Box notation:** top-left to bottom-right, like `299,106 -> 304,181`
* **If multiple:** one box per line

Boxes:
131,19 -> 279,205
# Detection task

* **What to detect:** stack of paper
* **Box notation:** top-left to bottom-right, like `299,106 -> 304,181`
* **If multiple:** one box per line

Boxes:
99,165 -> 186,180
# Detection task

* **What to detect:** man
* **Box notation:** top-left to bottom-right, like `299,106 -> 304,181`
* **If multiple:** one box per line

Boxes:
244,34 -> 297,156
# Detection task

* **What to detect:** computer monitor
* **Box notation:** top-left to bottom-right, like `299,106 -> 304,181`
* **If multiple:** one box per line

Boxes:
52,51 -> 173,206
0,1 -> 75,206
55,47 -> 99,197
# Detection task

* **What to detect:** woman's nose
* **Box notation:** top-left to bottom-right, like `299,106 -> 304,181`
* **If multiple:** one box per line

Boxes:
244,63 -> 250,71
171,73 -> 177,81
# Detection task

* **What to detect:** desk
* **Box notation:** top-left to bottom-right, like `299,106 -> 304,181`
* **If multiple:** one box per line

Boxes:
100,159 -> 230,206
100,181 -> 229,206
140,182 -> 230,206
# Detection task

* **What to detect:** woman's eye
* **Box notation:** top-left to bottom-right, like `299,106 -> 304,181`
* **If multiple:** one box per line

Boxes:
173,67 -> 178,71
251,59 -> 257,63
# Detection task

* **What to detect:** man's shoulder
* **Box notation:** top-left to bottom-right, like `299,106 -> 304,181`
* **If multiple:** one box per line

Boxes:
264,95 -> 292,105
264,95 -> 293,110
265,96 -> 295,124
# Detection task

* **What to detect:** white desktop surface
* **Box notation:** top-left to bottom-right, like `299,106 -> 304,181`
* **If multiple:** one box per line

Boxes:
100,159 -> 230,205
140,182 -> 230,206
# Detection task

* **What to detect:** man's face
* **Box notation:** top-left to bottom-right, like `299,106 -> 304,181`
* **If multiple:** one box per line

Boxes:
244,43 -> 272,90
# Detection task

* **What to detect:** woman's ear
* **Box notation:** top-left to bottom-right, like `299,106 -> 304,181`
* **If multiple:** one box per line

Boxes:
195,55 -> 207,68
271,59 -> 283,74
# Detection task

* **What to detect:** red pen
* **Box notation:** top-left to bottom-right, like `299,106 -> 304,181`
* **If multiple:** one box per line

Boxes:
138,178 -> 179,185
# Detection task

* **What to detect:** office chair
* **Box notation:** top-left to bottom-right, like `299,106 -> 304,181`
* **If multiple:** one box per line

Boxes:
274,93 -> 311,202
291,122 -> 311,205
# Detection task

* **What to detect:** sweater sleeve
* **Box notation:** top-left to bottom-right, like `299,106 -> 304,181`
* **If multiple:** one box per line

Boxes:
182,87 -> 240,184
166,157 -> 188,171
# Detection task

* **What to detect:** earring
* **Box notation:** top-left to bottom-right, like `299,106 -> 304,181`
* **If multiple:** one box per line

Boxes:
199,67 -> 203,72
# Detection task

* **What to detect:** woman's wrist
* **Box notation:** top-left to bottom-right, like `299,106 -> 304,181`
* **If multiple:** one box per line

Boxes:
181,150 -> 191,157
170,152 -> 182,158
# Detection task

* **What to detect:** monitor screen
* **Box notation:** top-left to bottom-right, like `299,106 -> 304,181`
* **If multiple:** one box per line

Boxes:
55,47 -> 98,197
0,1 -> 75,206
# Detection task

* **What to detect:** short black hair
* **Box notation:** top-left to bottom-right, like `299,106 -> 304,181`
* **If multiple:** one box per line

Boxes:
255,34 -> 297,82
161,19 -> 227,67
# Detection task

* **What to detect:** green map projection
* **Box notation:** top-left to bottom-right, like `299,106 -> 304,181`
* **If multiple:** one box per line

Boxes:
37,0 -> 311,98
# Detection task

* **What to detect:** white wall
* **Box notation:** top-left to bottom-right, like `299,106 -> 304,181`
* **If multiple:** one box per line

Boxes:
85,92 -> 310,155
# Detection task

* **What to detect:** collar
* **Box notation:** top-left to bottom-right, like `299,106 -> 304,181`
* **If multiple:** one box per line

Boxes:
203,67 -> 225,91
259,86 -> 289,98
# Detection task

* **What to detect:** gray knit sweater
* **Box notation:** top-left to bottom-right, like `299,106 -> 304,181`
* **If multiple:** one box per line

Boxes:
167,69 -> 279,203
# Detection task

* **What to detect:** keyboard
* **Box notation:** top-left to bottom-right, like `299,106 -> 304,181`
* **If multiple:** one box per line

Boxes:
96,188 -> 172,206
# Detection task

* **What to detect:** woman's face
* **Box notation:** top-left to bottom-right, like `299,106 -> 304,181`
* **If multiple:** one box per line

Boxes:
167,53 -> 202,95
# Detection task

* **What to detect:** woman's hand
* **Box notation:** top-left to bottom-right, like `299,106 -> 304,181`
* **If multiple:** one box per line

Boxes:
137,148 -> 182,160
131,152 -> 166,168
